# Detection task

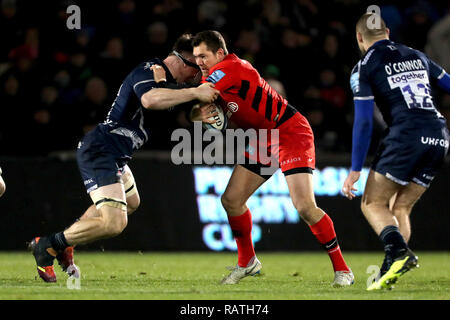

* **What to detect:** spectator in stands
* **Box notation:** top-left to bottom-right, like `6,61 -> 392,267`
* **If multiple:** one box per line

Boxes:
426,8 -> 450,71
0,0 -> 448,156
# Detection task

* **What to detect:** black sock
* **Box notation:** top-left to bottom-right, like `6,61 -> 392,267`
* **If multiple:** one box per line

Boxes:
379,225 -> 408,258
48,232 -> 69,252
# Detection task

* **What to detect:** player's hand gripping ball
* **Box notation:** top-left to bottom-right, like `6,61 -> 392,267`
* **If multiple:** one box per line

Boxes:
191,103 -> 228,131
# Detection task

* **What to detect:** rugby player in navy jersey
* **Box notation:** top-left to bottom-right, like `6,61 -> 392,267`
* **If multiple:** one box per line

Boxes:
342,13 -> 450,290
29,34 -> 220,282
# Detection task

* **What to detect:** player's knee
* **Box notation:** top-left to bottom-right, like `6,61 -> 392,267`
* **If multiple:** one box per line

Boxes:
391,204 -> 412,217
220,193 -> 231,210
360,199 -> 368,214
126,196 -> 140,215
103,212 -> 128,237
292,197 -> 314,213
96,199 -> 128,237
361,196 -> 388,214
221,193 -> 243,213
360,200 -> 373,216
293,200 -> 318,223
127,203 -> 139,215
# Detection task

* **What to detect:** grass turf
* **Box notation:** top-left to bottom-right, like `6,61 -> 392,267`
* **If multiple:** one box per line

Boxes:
0,251 -> 448,300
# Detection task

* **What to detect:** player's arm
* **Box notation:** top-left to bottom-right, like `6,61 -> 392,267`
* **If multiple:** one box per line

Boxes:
149,64 -> 209,122
149,64 -> 198,89
427,57 -> 450,93
436,71 -> 450,92
186,66 -> 236,124
343,63 -> 374,199
342,98 -> 375,200
140,65 -> 219,110
141,83 -> 219,110
351,97 -> 375,172
351,99 -> 375,171
0,167 -> 5,197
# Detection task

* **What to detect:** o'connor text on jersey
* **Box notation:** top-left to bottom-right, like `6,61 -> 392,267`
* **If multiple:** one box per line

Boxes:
384,58 -> 425,75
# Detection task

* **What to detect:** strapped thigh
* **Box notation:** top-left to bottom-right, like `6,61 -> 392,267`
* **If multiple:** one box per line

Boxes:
122,165 -> 138,198
123,173 -> 137,197
91,192 -> 127,211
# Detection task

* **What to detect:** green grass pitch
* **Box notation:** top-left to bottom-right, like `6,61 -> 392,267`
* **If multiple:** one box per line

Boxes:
0,251 -> 448,300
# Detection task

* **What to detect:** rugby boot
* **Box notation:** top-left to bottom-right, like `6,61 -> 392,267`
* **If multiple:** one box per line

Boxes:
332,269 -> 355,287
29,237 -> 57,283
378,253 -> 393,279
221,256 -> 262,284
367,248 -> 418,291
56,246 -> 80,278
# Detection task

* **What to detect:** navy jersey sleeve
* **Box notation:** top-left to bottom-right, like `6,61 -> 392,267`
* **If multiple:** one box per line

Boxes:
418,52 -> 450,93
349,61 -> 375,171
351,99 -> 374,171
426,56 -> 446,81
350,61 -> 374,100
131,64 -> 158,99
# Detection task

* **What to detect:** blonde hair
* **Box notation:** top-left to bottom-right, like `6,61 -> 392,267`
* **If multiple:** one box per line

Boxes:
356,13 -> 387,40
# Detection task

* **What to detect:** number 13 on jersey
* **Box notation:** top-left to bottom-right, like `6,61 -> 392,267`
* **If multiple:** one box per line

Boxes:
388,70 -> 435,110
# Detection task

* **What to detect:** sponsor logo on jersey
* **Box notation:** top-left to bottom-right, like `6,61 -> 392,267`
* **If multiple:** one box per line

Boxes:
420,136 -> 449,148
422,173 -> 434,180
206,70 -> 226,84
84,178 -> 94,186
362,49 -> 375,65
227,102 -> 239,112
350,72 -> 360,93
387,70 -> 428,85
280,156 -> 302,166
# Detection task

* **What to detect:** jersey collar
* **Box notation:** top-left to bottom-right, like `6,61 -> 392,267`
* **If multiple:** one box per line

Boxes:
368,39 -> 392,51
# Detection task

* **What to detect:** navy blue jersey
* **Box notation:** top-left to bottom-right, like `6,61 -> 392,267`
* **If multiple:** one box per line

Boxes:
100,58 -> 174,150
350,39 -> 446,126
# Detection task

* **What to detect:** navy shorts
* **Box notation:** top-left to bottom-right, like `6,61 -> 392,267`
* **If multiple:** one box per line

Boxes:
372,118 -> 449,188
76,125 -> 133,193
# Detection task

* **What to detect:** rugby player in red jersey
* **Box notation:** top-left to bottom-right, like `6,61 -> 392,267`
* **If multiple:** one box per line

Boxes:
190,30 -> 354,286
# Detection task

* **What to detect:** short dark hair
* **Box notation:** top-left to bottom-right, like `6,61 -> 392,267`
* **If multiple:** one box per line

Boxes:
192,30 -> 228,55
356,13 -> 387,40
171,33 -> 195,55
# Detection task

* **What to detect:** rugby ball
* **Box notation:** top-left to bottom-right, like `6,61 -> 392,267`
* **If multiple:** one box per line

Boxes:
192,103 -> 228,131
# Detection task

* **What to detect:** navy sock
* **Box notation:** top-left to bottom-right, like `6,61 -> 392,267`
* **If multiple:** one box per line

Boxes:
379,225 -> 408,258
48,232 -> 69,252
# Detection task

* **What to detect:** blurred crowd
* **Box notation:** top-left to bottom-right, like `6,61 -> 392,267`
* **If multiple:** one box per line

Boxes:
0,0 -> 449,156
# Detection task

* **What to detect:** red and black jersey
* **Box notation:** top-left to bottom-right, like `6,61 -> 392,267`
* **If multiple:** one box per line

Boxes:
203,54 -> 289,130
